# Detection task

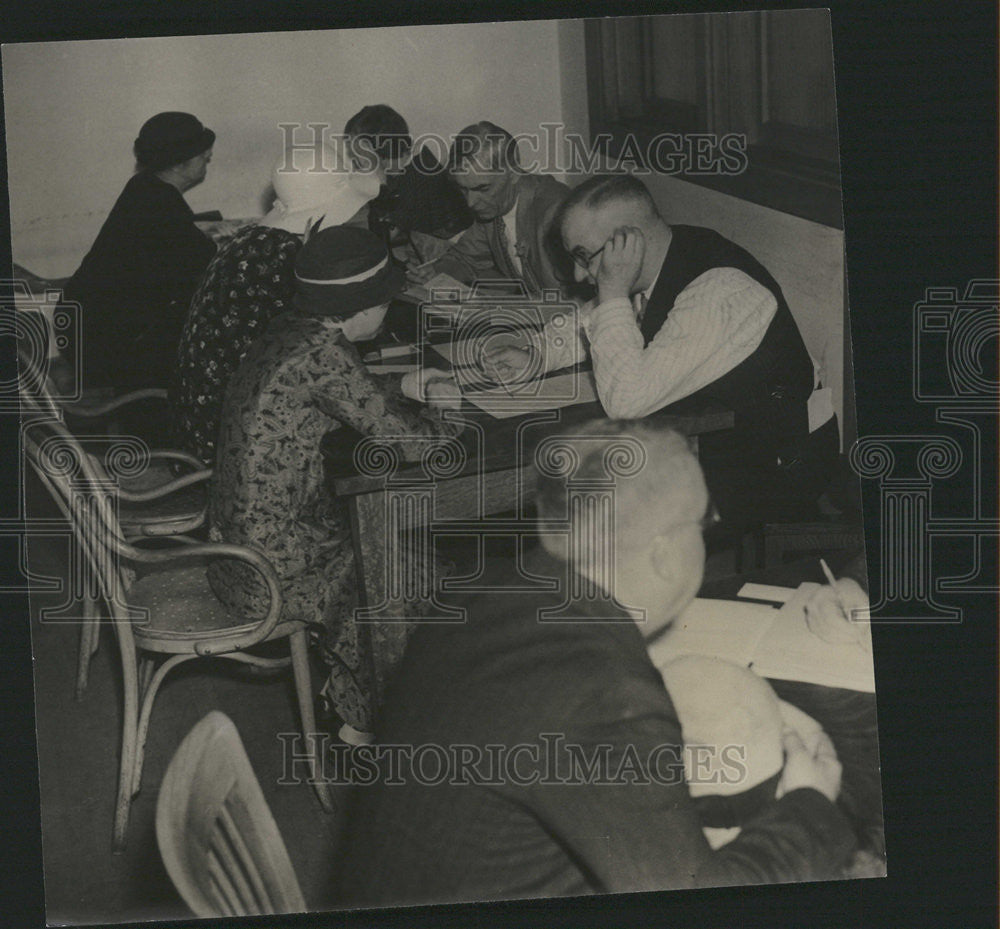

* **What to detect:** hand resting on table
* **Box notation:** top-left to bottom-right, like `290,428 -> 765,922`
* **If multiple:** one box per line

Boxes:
400,368 -> 462,409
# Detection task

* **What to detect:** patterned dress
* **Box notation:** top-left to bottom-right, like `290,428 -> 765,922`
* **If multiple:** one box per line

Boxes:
207,312 -> 461,730
170,224 -> 302,465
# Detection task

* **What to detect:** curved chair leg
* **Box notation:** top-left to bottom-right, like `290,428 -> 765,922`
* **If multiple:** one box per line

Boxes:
132,654 -> 194,798
112,638 -> 140,853
75,593 -> 100,700
137,656 -> 156,699
289,629 -> 335,813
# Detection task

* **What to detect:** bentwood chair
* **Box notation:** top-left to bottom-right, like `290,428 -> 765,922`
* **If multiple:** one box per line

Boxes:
23,417 -> 333,852
156,711 -> 307,917
17,339 -> 212,539
19,346 -> 213,697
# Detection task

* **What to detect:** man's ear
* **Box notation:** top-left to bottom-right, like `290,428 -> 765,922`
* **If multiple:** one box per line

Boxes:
648,534 -> 678,583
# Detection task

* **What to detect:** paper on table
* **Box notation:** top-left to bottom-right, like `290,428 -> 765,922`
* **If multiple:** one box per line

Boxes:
461,370 -> 599,418
401,272 -> 471,305
750,583 -> 876,693
424,336 -> 599,417
429,334 -> 532,372
737,583 -> 797,603
647,586 -> 876,694
646,598 -> 778,671
362,343 -> 424,374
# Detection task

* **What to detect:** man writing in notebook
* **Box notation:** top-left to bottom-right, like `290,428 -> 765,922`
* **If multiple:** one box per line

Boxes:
406,121 -> 572,296
484,174 -> 839,527
334,420 -> 855,907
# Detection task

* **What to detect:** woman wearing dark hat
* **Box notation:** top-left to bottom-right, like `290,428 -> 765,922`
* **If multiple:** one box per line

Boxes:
63,111 -> 217,393
208,225 -> 461,741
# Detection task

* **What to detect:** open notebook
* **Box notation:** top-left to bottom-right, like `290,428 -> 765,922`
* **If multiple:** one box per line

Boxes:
647,583 -> 875,694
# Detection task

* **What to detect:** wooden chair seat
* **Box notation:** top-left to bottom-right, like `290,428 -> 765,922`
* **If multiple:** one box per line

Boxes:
130,562 -> 302,653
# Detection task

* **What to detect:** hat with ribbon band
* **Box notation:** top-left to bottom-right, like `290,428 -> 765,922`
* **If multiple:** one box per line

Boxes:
293,225 -> 405,319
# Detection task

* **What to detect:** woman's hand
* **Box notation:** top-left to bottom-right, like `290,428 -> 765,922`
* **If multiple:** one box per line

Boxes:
424,379 -> 463,409
401,367 -> 447,401
401,368 -> 460,407
406,259 -> 437,284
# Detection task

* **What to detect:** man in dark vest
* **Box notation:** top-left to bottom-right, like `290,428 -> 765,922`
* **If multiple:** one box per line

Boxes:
483,174 -> 839,526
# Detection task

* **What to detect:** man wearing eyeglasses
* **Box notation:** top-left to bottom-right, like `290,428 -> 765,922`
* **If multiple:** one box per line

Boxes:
484,173 -> 839,527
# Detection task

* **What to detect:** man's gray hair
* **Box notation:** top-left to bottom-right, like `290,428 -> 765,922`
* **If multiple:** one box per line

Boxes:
560,174 -> 662,222
449,121 -> 520,173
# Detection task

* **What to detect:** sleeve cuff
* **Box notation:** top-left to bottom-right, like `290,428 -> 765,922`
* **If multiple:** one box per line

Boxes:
778,788 -> 857,861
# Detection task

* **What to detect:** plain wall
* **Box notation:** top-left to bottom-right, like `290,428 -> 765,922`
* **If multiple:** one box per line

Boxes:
3,21 -> 565,277
5,18 -> 850,443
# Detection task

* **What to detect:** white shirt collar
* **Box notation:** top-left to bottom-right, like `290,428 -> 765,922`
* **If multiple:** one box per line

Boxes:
640,264 -> 662,302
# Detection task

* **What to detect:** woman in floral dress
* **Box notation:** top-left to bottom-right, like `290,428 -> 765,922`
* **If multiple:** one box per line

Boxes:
170,150 -> 377,464
208,225 -> 461,736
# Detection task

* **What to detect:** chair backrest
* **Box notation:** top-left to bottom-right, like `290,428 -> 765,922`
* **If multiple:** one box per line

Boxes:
155,711 -> 307,917
21,415 -> 135,622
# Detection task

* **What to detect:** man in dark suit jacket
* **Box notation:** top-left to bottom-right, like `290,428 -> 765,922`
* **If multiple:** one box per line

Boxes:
333,420 -> 855,908
406,121 -> 572,296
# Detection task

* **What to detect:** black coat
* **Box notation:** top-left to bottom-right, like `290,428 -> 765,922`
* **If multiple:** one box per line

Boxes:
64,171 -> 216,390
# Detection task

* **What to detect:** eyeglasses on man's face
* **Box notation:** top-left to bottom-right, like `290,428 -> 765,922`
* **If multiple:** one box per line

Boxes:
570,242 -> 606,271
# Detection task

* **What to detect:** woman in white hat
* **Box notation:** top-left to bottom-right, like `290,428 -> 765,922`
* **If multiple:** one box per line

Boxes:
170,146 -> 379,465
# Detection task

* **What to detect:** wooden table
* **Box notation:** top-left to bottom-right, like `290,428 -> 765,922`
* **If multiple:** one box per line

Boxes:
325,395 -> 734,616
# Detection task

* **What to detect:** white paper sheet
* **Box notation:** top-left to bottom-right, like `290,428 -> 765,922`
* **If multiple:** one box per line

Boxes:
648,586 -> 876,694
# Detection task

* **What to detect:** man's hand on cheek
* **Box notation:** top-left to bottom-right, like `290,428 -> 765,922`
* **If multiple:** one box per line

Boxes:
596,226 -> 646,304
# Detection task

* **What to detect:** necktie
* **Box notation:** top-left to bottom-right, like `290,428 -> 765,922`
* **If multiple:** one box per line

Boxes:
495,217 -> 520,279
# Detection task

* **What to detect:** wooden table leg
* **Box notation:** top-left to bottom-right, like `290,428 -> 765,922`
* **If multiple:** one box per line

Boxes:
347,490 -> 387,611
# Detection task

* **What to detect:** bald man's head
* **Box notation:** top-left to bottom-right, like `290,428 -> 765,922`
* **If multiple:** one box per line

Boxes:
536,420 -> 707,555
535,420 -> 709,631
